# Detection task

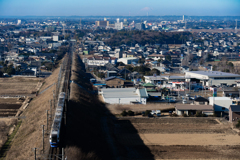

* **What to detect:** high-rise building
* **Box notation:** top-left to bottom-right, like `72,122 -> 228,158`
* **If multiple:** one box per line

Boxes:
135,23 -> 145,30
115,18 -> 123,30
17,19 -> 21,25
183,15 -> 185,21
95,18 -> 109,27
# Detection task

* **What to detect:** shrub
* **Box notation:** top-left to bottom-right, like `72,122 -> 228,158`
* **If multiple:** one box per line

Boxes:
183,113 -> 188,117
145,110 -> 152,116
171,113 -> 178,117
236,120 -> 240,128
195,111 -> 203,117
127,110 -> 135,116
121,110 -> 127,116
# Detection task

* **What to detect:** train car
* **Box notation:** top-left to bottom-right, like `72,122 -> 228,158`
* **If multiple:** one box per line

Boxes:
49,92 -> 65,147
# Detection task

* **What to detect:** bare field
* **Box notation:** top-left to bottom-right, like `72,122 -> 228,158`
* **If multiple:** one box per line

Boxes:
111,118 -> 240,159
106,103 -> 175,114
0,98 -> 22,104
0,77 -> 43,95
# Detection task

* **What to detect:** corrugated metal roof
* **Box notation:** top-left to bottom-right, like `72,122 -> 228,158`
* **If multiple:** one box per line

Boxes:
137,88 -> 148,98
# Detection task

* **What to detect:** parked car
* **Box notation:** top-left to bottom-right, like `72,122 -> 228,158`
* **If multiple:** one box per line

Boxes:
156,113 -> 161,117
182,100 -> 187,104
189,97 -> 195,100
151,110 -> 156,115
186,94 -> 190,97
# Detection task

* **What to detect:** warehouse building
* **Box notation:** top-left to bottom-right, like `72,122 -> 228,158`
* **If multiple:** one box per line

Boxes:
100,88 -> 148,104
185,71 -> 240,87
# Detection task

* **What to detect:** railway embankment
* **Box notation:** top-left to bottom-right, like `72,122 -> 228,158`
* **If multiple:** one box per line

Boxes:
3,66 -> 61,160
64,52 -> 114,159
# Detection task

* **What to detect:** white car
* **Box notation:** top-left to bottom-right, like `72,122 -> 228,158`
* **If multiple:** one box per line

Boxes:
186,94 -> 190,97
182,100 -> 187,104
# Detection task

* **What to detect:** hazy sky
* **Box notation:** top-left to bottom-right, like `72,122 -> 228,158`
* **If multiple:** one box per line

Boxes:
0,0 -> 239,16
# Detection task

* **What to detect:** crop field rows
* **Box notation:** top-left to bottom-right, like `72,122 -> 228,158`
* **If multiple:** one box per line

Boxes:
111,118 -> 240,159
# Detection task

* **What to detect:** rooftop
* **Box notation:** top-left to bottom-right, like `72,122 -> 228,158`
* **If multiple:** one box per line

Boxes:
230,105 -> 240,112
186,71 -> 240,77
101,88 -> 148,98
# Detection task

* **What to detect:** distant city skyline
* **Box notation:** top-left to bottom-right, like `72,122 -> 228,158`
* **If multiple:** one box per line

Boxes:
0,0 -> 239,16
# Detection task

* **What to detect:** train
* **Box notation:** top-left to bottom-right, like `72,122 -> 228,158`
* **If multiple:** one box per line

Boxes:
49,92 -> 66,147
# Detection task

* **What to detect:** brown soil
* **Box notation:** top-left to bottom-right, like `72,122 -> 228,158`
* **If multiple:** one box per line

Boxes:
110,117 -> 240,159
0,77 -> 42,95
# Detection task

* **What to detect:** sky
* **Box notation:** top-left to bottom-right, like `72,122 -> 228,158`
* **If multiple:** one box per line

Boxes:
0,0 -> 239,16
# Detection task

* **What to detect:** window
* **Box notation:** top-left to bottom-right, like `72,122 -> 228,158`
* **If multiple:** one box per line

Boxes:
222,107 -> 225,110
51,135 -> 57,143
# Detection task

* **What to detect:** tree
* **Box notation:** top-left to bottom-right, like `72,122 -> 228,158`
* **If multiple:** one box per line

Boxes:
0,70 -> 3,77
125,65 -> 133,72
6,67 -> 15,75
166,55 -> 171,61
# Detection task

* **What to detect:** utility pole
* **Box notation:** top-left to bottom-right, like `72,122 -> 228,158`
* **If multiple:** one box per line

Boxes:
42,125 -> 45,153
49,100 -> 52,120
46,110 -> 48,132
53,90 -> 55,108
34,148 -> 37,160
62,148 -> 65,160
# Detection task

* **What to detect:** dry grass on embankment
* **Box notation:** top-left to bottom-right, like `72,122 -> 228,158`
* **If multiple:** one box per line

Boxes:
64,53 -> 113,160
4,67 -> 60,160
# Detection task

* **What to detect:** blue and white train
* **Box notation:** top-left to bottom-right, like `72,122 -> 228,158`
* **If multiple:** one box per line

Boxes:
49,92 -> 66,147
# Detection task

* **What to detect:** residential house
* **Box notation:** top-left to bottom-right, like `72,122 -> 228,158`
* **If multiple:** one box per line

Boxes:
105,76 -> 125,88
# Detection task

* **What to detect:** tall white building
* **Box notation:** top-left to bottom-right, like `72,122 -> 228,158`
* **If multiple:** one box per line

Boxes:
17,19 -> 21,25
115,18 -> 123,30
183,15 -> 185,21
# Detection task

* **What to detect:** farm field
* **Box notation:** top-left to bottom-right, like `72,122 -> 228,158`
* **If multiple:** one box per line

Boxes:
0,77 -> 43,96
111,117 -> 240,159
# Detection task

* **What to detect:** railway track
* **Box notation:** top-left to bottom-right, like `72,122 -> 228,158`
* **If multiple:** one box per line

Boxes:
47,43 -> 73,160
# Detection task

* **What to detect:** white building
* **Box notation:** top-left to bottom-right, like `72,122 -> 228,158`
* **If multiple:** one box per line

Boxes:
115,18 -> 123,30
53,35 -> 59,41
100,88 -> 148,104
185,71 -> 240,87
87,56 -> 117,66
209,97 -> 232,112
117,57 -> 139,65
17,19 -> 21,25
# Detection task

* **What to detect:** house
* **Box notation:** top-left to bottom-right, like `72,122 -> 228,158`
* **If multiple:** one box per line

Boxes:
147,53 -> 165,61
185,71 -> 240,87
175,104 -> 214,116
118,68 -> 131,79
193,97 -> 209,105
229,105 -> 240,122
209,97 -> 232,112
100,88 -> 148,104
117,57 -> 139,65
223,91 -> 239,98
87,56 -> 111,66
105,76 -> 125,88
142,83 -> 157,92
21,69 -> 36,76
